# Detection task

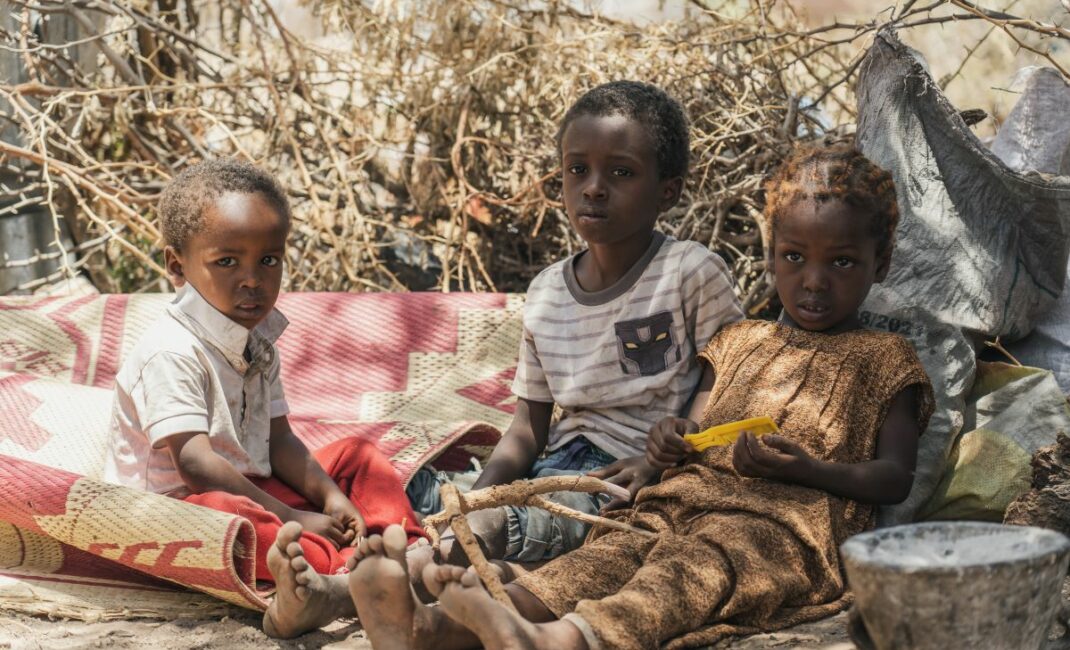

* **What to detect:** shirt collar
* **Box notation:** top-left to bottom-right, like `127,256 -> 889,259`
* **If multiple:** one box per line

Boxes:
167,283 -> 288,372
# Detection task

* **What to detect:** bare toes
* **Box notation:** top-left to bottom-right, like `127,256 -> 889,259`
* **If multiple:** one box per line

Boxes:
285,541 -> 303,559
422,563 -> 468,598
291,555 -> 309,574
275,521 -> 303,553
383,524 -> 409,563
460,568 -> 481,588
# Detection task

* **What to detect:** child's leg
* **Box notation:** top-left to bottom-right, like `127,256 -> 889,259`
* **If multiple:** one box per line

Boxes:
347,523 -> 612,650
263,521 -> 355,638
509,517 -> 660,619
313,436 -> 425,542
348,525 -> 483,650
571,513 -> 818,649
431,566 -> 590,650
407,522 -> 660,650
569,528 -> 733,650
498,441 -> 617,563
183,491 -> 347,582
500,471 -> 606,562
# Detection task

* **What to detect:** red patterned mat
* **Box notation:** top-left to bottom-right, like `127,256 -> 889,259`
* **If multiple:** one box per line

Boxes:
0,292 -> 519,618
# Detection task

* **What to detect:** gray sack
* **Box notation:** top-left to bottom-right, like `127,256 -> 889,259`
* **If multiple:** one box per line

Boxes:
854,31 -> 1070,525
997,67 -> 1070,395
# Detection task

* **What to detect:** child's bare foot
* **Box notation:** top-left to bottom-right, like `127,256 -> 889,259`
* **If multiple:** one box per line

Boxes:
263,521 -> 355,638
424,564 -> 586,650
405,538 -> 438,603
401,535 -> 510,603
349,525 -> 446,650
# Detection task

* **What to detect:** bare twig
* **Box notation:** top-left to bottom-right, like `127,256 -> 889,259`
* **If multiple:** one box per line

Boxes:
1,0 -> 1060,301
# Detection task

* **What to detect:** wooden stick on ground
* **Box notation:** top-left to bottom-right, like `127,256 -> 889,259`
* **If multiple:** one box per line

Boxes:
423,475 -> 658,610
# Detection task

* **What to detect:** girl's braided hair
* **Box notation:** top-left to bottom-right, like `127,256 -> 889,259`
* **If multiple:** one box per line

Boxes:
764,144 -> 900,261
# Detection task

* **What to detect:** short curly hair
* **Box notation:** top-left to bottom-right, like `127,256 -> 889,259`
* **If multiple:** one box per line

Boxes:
764,144 -> 900,261
158,158 -> 291,251
556,81 -> 690,180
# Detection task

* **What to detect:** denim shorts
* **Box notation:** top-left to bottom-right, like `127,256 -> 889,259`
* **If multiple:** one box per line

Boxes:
406,437 -> 616,562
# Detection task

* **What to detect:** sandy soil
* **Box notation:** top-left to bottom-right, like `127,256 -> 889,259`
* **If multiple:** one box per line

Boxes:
0,609 -> 854,650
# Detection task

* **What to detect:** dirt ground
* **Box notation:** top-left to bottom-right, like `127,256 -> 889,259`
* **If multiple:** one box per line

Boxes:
0,609 -> 854,649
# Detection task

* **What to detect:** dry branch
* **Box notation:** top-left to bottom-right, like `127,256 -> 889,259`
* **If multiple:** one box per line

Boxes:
422,475 -> 656,609
1,1 -> 1064,301
0,0 -> 857,305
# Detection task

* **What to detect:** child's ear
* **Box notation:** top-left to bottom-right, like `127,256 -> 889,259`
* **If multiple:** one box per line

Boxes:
164,246 -> 187,288
658,176 -> 684,213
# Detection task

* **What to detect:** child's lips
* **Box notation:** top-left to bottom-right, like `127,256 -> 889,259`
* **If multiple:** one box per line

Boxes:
576,205 -> 608,221
577,212 -> 609,224
797,302 -> 830,319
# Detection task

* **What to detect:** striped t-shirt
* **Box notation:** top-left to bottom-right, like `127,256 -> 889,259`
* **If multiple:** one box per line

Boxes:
512,231 -> 744,460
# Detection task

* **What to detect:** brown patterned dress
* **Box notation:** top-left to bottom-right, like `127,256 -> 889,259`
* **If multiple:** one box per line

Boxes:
513,320 -> 934,649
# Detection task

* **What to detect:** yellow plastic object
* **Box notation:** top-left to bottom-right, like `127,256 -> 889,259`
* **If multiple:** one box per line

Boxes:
683,416 -> 780,451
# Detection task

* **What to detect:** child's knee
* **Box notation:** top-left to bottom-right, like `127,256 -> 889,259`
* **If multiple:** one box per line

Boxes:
503,496 -> 597,563
446,507 -> 509,564
320,435 -> 393,473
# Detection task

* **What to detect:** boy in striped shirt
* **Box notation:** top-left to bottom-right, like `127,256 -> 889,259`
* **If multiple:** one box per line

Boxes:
417,81 -> 743,567
262,80 -> 745,639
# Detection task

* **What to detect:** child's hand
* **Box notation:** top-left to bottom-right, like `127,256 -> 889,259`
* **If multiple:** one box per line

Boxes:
289,509 -> 348,548
323,492 -> 367,546
646,417 -> 699,469
732,433 -> 813,482
588,456 -> 661,512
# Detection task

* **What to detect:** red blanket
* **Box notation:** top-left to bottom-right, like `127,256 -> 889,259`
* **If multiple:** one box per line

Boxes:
0,292 -> 518,617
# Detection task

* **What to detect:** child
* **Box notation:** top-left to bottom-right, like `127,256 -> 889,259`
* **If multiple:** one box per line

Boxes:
347,143 -> 936,650
409,80 -> 744,566
101,159 -> 424,636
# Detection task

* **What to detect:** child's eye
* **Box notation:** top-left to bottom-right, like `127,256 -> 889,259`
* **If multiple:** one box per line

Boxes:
261,255 -> 280,267
216,257 -> 237,268
833,257 -> 856,269
567,164 -> 586,175
783,252 -> 803,263
612,168 -> 633,177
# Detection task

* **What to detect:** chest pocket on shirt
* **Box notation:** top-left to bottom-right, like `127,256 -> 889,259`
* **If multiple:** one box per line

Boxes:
614,311 -> 681,377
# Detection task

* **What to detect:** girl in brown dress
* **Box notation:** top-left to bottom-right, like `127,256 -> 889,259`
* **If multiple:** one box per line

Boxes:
344,144 -> 936,650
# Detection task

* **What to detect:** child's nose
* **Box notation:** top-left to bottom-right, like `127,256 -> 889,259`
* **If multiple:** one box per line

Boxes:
802,267 -> 829,292
238,270 -> 263,288
582,173 -> 607,201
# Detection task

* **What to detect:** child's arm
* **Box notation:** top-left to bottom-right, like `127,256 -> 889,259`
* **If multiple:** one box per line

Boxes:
646,362 -> 715,469
470,397 -> 554,490
163,431 -> 350,546
268,416 -> 366,543
595,363 -> 718,510
732,386 -> 922,504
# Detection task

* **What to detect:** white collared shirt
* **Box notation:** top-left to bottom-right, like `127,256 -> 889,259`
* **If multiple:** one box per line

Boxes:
102,284 -> 290,496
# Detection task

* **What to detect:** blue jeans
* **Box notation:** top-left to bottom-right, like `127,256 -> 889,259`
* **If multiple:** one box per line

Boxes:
406,437 -> 616,562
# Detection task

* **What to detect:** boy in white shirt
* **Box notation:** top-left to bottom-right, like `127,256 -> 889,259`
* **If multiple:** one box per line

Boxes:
102,159 -> 424,634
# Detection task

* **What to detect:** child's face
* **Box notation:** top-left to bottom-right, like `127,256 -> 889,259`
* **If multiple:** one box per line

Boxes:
773,199 -> 888,333
560,114 -> 681,247
165,192 -> 288,330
